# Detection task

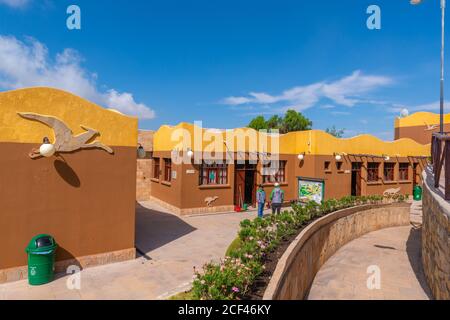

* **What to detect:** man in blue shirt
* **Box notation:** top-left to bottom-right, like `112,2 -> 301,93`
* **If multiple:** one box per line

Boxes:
256,184 -> 266,218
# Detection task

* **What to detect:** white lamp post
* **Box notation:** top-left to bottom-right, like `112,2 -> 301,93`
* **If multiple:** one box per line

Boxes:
411,0 -> 446,133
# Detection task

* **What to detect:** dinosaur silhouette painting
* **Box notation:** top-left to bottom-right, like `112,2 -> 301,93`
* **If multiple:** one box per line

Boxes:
424,121 -> 439,132
18,112 -> 114,159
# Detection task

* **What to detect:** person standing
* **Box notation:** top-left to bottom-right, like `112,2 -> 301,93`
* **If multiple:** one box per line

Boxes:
270,183 -> 284,214
256,184 -> 266,218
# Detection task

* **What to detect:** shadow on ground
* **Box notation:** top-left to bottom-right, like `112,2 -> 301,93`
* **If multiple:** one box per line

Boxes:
406,226 -> 434,299
135,202 -> 197,256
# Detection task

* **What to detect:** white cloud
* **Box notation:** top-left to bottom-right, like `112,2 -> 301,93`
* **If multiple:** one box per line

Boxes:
223,70 -> 393,111
0,35 -> 156,119
388,101 -> 450,114
0,0 -> 30,8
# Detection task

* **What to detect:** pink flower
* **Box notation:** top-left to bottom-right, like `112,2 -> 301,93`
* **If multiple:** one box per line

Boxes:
232,287 -> 240,293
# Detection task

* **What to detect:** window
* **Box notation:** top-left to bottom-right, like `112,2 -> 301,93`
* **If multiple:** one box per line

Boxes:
199,162 -> 228,185
263,160 -> 287,184
163,158 -> 172,182
367,162 -> 379,182
324,161 -> 331,171
336,162 -> 343,171
383,163 -> 395,181
153,158 -> 160,179
399,163 -> 409,181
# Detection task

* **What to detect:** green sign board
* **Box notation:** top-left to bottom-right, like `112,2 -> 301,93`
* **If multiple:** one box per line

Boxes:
298,177 -> 325,204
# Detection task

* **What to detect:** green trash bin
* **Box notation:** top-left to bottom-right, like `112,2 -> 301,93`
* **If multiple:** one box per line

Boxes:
413,185 -> 423,201
25,234 -> 57,286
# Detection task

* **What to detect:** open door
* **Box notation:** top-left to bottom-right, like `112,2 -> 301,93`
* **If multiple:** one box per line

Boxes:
234,162 -> 257,207
351,162 -> 362,196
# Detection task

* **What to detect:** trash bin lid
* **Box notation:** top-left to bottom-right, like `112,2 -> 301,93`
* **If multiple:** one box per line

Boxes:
26,234 -> 57,253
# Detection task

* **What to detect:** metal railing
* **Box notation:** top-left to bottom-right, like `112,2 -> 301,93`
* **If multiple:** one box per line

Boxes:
431,132 -> 450,200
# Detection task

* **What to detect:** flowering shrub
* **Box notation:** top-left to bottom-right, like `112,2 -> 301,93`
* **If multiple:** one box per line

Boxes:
191,194 -> 406,300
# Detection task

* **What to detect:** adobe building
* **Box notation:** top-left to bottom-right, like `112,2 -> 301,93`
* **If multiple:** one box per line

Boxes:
148,123 -> 430,215
0,87 -> 138,283
395,111 -> 450,144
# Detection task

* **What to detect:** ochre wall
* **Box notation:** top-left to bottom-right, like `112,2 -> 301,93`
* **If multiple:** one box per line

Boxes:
0,87 -> 137,271
153,122 -> 430,157
394,111 -> 450,145
149,151 -> 426,214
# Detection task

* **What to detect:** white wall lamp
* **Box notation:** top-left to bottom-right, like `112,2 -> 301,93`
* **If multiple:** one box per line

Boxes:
39,137 -> 56,158
383,154 -> 390,161
186,148 -> 194,159
334,152 -> 346,161
137,144 -> 146,159
298,152 -> 306,161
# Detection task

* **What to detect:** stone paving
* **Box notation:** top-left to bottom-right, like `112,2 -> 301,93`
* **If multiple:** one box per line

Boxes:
308,201 -> 432,300
0,201 -> 261,300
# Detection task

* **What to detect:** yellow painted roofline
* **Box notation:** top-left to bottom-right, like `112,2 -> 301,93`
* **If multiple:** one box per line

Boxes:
0,87 -> 138,147
395,111 -> 450,128
153,122 -> 430,157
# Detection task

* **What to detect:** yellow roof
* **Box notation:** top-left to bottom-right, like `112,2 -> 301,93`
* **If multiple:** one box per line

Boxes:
154,122 -> 430,157
0,87 -> 138,147
395,111 -> 450,128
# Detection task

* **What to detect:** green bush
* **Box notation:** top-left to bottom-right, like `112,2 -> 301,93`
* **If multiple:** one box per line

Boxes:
191,194 -> 403,300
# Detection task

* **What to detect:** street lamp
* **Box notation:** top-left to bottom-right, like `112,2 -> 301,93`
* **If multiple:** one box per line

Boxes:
411,0 -> 446,133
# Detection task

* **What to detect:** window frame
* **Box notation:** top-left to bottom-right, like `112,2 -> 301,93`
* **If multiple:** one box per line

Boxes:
199,162 -> 228,186
367,162 -> 380,182
263,160 -> 287,184
383,162 -> 395,182
153,157 -> 160,180
399,163 -> 409,181
163,158 -> 172,182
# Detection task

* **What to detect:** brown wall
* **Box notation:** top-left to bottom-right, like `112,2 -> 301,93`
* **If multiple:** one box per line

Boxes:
149,153 -> 427,214
0,143 -> 136,270
395,124 -> 450,145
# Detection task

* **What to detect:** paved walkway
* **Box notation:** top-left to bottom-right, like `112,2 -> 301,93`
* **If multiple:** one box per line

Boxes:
308,201 -> 432,300
0,201 -> 260,300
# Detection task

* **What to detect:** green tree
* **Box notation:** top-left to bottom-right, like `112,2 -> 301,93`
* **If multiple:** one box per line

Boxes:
266,115 -> 283,130
248,115 -> 268,131
281,109 -> 312,133
248,110 -> 312,133
325,126 -> 345,138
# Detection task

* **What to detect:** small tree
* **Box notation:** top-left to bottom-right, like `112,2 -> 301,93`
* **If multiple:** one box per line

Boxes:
281,110 -> 312,134
266,115 -> 283,130
247,110 -> 312,133
248,116 -> 268,131
325,126 -> 345,138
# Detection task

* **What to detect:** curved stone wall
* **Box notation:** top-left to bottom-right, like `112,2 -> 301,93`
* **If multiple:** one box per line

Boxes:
263,203 -> 411,300
422,168 -> 450,300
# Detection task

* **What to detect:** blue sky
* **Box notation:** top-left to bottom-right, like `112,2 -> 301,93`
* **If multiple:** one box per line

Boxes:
0,0 -> 445,139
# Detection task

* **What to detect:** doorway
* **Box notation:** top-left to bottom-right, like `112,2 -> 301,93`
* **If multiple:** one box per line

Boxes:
351,162 -> 362,196
234,162 -> 257,207
413,163 -> 419,187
